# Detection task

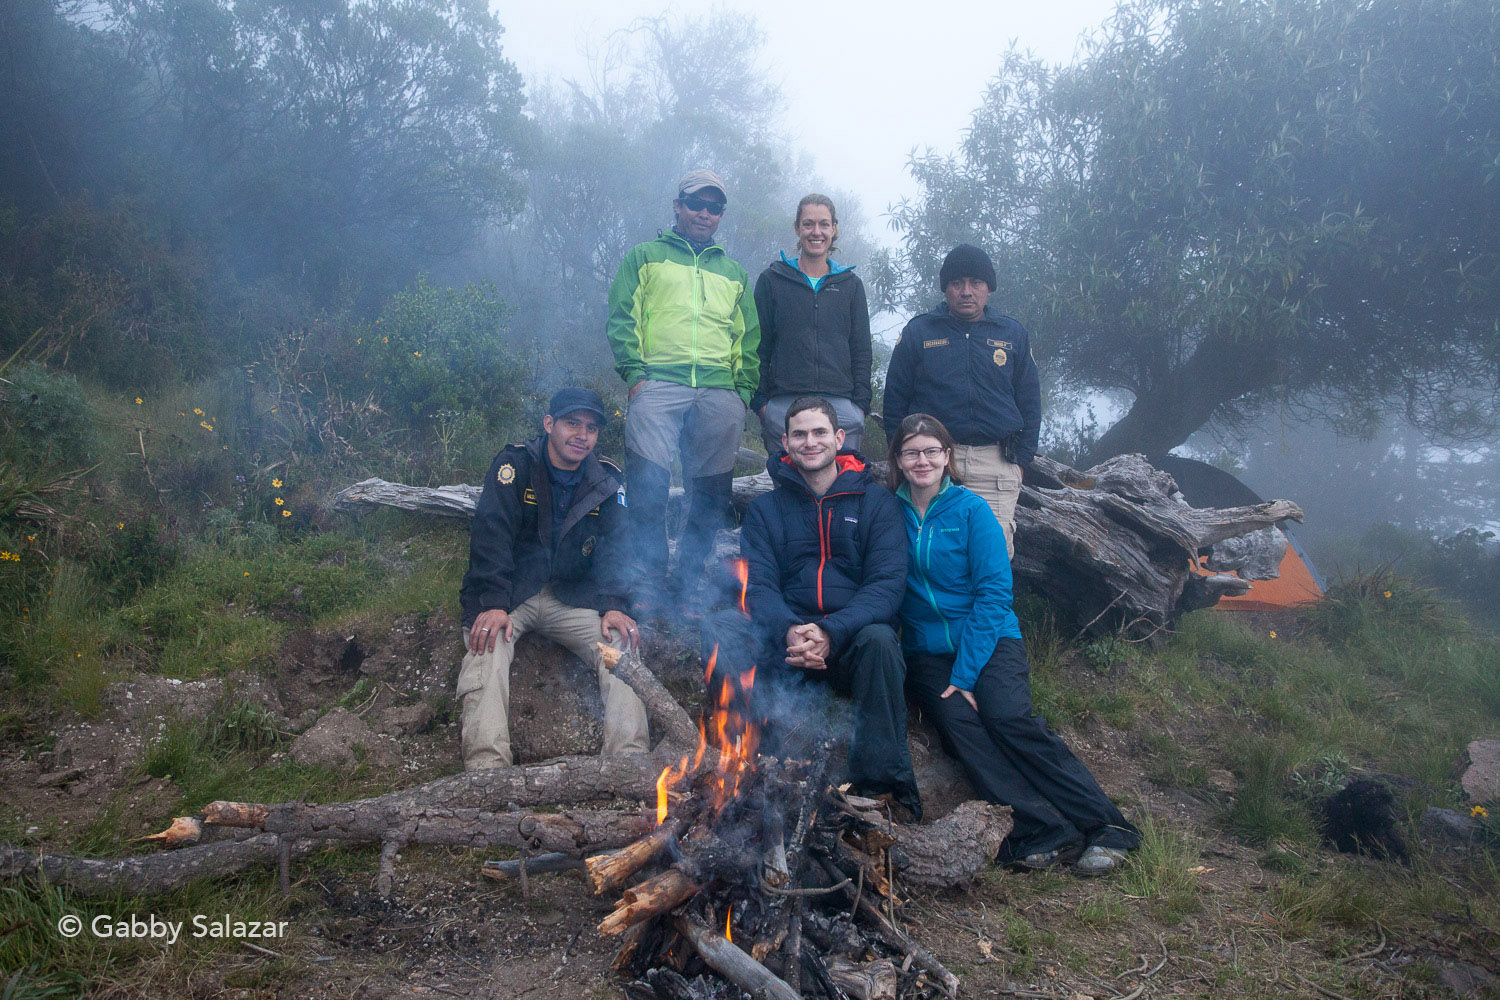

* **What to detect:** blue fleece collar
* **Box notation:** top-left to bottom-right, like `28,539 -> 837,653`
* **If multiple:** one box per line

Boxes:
780,250 -> 852,291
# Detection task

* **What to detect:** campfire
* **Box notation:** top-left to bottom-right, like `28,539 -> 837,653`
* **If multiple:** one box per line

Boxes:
71,561 -> 1011,998
584,562 -> 960,1000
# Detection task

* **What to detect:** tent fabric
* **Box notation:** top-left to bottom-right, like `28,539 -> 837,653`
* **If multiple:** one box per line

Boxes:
1148,455 -> 1325,610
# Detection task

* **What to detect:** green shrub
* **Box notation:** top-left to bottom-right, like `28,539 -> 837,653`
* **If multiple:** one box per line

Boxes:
0,201 -> 222,387
0,363 -> 97,468
364,277 -> 530,430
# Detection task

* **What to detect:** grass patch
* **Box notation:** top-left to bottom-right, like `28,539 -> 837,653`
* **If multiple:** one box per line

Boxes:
1115,812 -> 1202,923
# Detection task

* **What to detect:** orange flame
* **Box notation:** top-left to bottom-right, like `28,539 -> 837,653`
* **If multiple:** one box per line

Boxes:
725,908 -> 733,942
656,641 -> 764,828
734,559 -> 750,616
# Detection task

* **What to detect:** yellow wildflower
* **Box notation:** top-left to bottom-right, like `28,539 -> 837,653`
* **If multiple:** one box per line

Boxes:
272,478 -> 283,488
1269,630 -> 1278,639
282,510 -> 291,518
193,408 -> 204,416
116,522 -> 124,530
244,572 -> 250,577
200,421 -> 214,431
1473,806 -> 1489,819
413,351 -> 422,357
135,397 -> 143,405
382,337 -> 389,343
1383,590 -> 1392,598
274,497 -> 284,506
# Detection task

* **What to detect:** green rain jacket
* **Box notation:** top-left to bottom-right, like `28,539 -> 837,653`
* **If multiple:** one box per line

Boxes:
606,230 -> 761,406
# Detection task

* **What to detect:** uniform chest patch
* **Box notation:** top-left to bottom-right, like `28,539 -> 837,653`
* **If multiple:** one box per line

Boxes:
497,463 -> 516,484
922,338 -> 949,349
582,536 -> 596,556
986,339 -> 1014,350
522,488 -> 537,506
993,348 -> 1009,367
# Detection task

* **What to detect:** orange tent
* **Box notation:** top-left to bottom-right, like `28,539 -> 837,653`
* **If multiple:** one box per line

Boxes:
1151,455 -> 1325,610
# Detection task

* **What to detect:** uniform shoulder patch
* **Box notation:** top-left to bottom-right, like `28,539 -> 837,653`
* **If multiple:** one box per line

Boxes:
497,463 -> 516,485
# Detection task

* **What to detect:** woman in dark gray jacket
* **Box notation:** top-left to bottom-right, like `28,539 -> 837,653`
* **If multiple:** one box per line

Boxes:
752,194 -> 873,454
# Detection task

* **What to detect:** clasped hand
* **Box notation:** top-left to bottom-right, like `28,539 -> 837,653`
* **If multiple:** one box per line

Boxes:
785,622 -> 831,669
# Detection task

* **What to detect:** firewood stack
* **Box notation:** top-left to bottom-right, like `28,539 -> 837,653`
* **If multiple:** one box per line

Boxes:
594,746 -> 959,1000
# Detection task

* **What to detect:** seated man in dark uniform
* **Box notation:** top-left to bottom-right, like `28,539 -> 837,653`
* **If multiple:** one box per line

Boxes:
457,387 -> 649,770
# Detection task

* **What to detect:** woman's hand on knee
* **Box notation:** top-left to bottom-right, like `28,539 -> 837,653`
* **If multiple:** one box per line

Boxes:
941,685 -> 978,712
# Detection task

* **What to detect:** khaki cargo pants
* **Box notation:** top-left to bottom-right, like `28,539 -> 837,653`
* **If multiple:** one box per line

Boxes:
457,587 -> 651,770
952,443 -> 1024,558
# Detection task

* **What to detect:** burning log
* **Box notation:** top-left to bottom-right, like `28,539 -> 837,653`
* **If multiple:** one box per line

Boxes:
600,868 -> 704,936
675,915 -> 802,1000
587,819 -> 684,894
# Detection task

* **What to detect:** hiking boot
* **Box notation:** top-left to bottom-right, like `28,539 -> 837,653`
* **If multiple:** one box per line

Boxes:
1010,850 -> 1062,871
1072,845 -> 1127,875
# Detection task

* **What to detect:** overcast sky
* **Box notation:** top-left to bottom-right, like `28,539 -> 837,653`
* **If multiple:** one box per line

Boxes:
494,0 -> 1120,235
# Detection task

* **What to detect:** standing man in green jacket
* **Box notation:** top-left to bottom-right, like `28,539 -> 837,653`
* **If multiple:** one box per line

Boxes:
606,169 -> 761,615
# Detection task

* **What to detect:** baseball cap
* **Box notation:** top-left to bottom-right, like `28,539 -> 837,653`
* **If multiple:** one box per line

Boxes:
677,168 -> 728,204
547,387 -> 608,422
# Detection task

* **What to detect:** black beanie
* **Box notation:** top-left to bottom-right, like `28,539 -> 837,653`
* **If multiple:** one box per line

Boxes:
938,243 -> 996,292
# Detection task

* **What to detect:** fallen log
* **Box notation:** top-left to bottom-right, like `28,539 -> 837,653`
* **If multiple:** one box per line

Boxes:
331,453 -> 1302,638
0,835 -> 318,898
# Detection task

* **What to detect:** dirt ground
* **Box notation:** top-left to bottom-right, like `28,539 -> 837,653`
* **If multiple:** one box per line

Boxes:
5,611 -> 1497,1000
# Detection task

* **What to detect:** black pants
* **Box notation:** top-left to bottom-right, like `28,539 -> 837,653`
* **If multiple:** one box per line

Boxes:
762,624 -> 920,816
907,638 -> 1139,859
625,452 -> 732,605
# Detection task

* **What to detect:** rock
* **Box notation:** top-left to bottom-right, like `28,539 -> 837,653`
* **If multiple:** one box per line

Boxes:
1208,769 -> 1238,793
1438,960 -> 1498,999
376,702 -> 436,737
1203,526 -> 1286,581
1460,739 -> 1500,804
34,767 -> 85,788
506,636 -> 606,762
1421,807 -> 1480,843
290,708 -> 399,770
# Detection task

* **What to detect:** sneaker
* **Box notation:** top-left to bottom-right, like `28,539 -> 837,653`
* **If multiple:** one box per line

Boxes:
1072,845 -> 1127,875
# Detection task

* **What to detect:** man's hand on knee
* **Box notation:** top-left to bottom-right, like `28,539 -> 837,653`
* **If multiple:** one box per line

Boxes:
469,609 -> 512,653
601,610 -> 641,652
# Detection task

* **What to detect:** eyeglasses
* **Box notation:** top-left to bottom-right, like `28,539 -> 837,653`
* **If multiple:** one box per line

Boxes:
680,195 -> 725,215
898,447 -> 946,462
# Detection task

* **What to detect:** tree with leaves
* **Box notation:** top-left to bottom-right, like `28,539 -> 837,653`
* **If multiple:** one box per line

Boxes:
111,0 -> 528,304
878,0 -> 1500,464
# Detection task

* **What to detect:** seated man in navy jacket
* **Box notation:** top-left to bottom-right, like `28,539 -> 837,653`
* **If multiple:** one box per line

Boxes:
741,396 -> 920,818
458,387 -> 649,770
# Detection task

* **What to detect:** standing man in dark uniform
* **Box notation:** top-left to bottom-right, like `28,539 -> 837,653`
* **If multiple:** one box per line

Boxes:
883,244 -> 1040,556
457,387 -> 649,770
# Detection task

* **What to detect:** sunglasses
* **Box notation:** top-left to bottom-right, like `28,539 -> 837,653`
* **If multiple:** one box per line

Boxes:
680,195 -> 725,215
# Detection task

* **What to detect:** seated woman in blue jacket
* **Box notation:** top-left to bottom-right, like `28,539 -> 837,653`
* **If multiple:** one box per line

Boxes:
889,413 -> 1139,873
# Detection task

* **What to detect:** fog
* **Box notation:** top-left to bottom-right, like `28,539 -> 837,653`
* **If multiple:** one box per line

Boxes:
3,0 -> 1497,564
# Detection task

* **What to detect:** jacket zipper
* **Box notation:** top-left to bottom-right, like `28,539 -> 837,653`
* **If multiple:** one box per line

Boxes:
910,498 -> 955,652
811,489 -> 858,613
